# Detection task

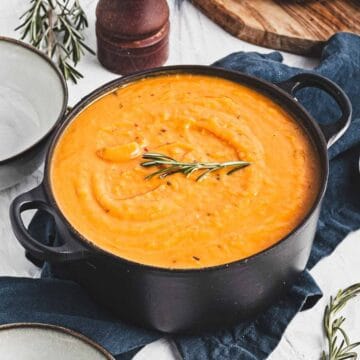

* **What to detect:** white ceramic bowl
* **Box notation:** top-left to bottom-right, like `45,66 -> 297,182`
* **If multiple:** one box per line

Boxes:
0,37 -> 67,190
0,323 -> 114,360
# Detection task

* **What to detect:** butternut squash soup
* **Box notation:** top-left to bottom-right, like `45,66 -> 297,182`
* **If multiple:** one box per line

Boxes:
51,74 -> 320,269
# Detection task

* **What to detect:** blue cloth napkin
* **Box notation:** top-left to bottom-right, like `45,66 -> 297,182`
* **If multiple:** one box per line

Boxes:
1,32 -> 360,360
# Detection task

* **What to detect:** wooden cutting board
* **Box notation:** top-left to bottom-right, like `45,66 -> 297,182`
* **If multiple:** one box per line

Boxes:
191,0 -> 360,55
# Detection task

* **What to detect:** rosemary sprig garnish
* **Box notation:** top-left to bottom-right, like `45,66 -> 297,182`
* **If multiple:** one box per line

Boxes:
16,0 -> 95,83
322,283 -> 360,360
141,153 -> 250,181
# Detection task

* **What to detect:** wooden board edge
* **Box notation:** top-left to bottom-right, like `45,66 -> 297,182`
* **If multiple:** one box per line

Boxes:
190,0 -> 325,56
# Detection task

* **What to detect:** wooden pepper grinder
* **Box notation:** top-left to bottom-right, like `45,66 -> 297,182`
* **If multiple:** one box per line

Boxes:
96,0 -> 170,75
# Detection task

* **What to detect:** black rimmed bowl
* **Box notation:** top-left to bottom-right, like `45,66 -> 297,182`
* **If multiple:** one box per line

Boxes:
0,323 -> 114,359
0,37 -> 67,190
10,66 -> 352,333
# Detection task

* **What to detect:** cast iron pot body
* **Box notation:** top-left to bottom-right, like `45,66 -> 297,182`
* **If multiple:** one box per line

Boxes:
10,66 -> 352,333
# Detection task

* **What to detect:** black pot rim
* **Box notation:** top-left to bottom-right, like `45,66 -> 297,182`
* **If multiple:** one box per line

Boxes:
42,65 -> 329,273
0,36 -> 68,165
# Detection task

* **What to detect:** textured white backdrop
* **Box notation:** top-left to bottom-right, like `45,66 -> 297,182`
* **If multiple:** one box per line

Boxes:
0,1 -> 359,359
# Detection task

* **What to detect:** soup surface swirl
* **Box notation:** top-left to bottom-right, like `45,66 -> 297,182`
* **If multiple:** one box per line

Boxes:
51,74 -> 320,269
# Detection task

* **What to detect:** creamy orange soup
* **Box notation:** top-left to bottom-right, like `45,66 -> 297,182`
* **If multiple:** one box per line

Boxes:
51,74 -> 320,269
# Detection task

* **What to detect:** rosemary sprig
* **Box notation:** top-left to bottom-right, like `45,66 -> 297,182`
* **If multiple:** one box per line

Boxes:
141,153 -> 250,181
16,0 -> 95,83
322,283 -> 360,360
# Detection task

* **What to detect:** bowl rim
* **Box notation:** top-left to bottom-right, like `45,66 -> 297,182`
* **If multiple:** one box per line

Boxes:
42,65 -> 329,273
0,322 -> 115,359
0,36 -> 68,165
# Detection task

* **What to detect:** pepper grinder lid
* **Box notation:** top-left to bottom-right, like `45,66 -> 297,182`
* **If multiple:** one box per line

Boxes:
96,0 -> 170,75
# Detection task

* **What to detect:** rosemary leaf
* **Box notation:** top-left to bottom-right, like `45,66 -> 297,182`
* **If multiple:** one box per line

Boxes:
141,152 -> 250,182
322,283 -> 360,360
226,163 -> 250,175
16,0 -> 94,83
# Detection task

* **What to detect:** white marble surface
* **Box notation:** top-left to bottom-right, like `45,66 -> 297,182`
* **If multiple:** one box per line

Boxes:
0,1 -> 359,359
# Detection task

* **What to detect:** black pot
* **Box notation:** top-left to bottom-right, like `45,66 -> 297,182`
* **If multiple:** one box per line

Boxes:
10,66 -> 352,333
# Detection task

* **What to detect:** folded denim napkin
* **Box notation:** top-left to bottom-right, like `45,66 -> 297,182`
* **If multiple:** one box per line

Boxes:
1,32 -> 360,360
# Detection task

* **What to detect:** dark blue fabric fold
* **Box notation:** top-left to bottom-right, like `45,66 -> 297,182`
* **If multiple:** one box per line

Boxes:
1,32 -> 359,360
0,276 -> 154,360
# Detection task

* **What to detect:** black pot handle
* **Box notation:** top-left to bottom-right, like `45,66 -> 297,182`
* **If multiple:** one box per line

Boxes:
277,73 -> 352,148
10,185 -> 91,262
